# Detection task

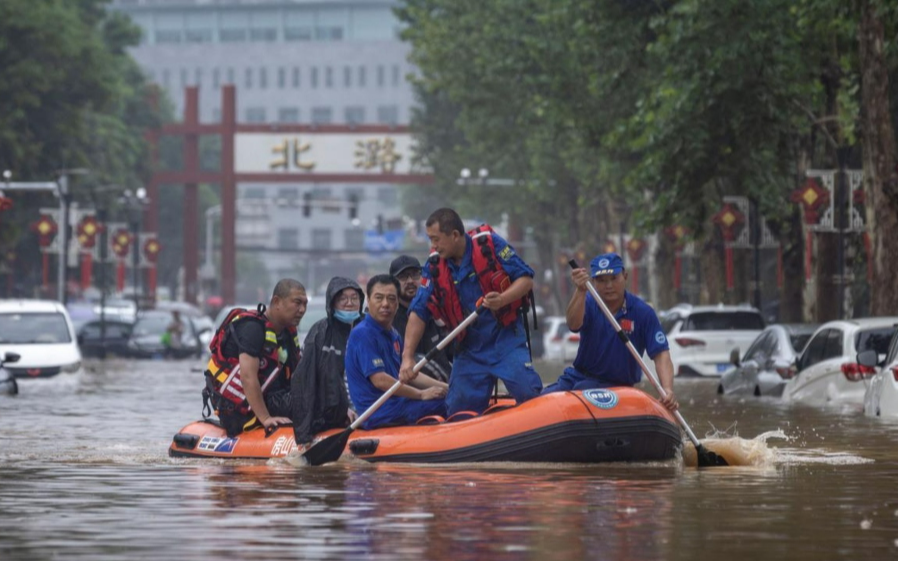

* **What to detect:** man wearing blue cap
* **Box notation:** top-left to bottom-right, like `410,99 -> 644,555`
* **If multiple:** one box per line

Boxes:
542,252 -> 678,412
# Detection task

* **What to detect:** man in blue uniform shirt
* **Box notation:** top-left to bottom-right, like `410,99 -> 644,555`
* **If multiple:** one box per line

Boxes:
399,208 -> 542,416
543,252 -> 678,412
345,274 -> 448,429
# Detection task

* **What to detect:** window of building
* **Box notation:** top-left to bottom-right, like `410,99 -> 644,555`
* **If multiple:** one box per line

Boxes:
220,29 -> 246,42
344,106 -> 366,125
315,27 -> 343,40
278,108 -> 300,123
285,10 -> 313,41
278,67 -> 285,88
377,105 -> 399,125
310,67 -> 318,88
358,66 -> 366,87
221,11 -> 248,43
311,229 -> 332,250
245,107 -> 266,123
277,187 -> 299,202
244,68 -> 252,89
243,187 -> 266,199
156,30 -> 182,44
278,228 -> 299,250
260,67 -> 268,89
227,67 -> 235,84
392,64 -> 401,86
343,66 -> 352,88
180,68 -> 187,87
325,67 -> 333,88
194,68 -> 203,86
345,228 -> 364,250
292,67 -> 301,88
311,107 -> 333,124
185,29 -> 211,43
212,68 -> 220,88
251,28 -> 277,41
212,108 -> 221,122
310,187 -> 332,199
377,65 -> 385,87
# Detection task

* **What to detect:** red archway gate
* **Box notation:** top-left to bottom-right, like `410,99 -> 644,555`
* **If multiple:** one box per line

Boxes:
148,85 -> 432,305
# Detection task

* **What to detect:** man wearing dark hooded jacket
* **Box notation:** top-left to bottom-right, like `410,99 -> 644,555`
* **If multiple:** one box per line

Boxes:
291,277 -> 364,446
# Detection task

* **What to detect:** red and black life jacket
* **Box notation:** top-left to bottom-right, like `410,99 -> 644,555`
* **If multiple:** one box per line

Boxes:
425,224 -> 527,336
204,306 -> 300,415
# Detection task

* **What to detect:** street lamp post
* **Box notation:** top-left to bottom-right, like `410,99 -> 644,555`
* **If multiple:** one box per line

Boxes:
120,187 -> 149,312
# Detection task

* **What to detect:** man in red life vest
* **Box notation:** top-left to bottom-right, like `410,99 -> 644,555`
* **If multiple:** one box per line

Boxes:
399,208 -> 542,416
204,279 -> 307,437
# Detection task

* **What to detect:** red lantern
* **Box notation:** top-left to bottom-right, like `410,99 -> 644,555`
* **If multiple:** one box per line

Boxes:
0,196 -> 13,211
625,238 -> 647,262
712,203 -> 745,290
790,178 -> 829,224
601,241 -> 616,254
76,216 -> 104,249
143,238 -> 161,264
30,214 -> 58,247
112,229 -> 133,259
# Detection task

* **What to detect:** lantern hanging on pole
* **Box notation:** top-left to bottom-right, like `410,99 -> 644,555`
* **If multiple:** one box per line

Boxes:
711,203 -> 745,290
30,214 -> 59,290
664,225 -> 690,292
625,238 -> 647,295
111,228 -> 133,292
790,178 -> 829,281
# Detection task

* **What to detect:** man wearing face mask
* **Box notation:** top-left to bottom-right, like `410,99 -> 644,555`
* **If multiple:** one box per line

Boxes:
291,277 -> 364,447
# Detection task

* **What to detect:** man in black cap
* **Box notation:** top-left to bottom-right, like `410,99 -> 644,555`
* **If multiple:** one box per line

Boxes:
390,254 -> 452,382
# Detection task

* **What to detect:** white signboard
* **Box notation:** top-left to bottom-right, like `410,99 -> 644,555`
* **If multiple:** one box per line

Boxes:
234,133 -> 420,175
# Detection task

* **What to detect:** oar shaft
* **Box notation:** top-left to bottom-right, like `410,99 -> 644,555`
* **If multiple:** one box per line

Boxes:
572,261 -> 703,448
348,305 -> 485,431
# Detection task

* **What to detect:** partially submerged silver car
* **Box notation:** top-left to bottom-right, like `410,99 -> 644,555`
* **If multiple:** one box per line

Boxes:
719,324 -> 816,397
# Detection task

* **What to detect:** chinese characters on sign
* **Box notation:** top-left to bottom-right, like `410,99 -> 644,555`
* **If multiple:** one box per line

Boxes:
270,138 -> 315,171
263,136 -> 405,174
354,138 -> 402,173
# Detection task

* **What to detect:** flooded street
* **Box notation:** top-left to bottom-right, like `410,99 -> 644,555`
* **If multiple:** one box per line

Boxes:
3,359 -> 898,560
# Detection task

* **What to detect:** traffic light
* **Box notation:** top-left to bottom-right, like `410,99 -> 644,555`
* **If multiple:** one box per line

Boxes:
302,192 -> 311,217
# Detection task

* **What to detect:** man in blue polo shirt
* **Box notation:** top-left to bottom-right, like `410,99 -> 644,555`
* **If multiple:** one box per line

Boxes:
543,252 -> 678,412
345,274 -> 449,429
399,208 -> 542,416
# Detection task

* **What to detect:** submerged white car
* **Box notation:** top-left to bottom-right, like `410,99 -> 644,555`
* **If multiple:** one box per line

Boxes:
861,328 -> 898,418
0,299 -> 82,379
663,304 -> 765,377
782,317 -> 898,407
719,323 -> 817,397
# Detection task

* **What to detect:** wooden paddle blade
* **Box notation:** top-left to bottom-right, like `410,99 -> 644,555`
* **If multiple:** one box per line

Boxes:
302,428 -> 352,466
696,444 -> 729,467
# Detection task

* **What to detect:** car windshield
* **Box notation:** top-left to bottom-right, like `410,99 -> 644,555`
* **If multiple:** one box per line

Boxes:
0,312 -> 72,344
789,333 -> 813,353
856,327 -> 896,355
684,312 -> 765,331
132,315 -> 174,337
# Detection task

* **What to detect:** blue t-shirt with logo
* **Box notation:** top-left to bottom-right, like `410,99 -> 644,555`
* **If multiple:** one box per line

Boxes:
408,232 -> 534,362
345,314 -> 406,428
571,291 -> 669,385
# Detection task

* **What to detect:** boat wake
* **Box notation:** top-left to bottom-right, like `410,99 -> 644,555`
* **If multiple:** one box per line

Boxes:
682,428 -> 873,467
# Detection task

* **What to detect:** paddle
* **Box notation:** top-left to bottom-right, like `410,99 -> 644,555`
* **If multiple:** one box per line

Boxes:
568,260 -> 728,467
301,303 -> 487,466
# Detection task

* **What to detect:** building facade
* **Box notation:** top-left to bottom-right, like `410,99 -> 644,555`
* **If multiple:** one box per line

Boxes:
110,0 -> 419,299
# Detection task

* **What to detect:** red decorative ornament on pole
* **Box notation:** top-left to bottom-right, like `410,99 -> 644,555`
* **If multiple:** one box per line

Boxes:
790,178 -> 829,281
143,237 -> 161,299
30,214 -> 58,291
111,229 -> 133,292
664,225 -> 690,291
712,203 -> 745,290
625,238 -> 647,295
76,216 -> 104,290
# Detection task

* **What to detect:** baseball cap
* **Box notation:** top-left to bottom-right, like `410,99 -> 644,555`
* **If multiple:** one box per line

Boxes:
390,255 -> 422,277
590,252 -> 624,277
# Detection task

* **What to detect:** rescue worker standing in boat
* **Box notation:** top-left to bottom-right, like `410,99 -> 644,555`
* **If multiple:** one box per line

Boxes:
542,253 -> 679,412
346,274 -> 448,429
399,208 -> 542,416
203,278 -> 306,437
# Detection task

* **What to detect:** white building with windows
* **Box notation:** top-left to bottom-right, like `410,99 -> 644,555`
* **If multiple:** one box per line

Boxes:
110,0 -> 422,298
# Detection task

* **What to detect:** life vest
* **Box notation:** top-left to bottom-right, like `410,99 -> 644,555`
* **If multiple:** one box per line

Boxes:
204,306 -> 300,415
425,224 -> 527,337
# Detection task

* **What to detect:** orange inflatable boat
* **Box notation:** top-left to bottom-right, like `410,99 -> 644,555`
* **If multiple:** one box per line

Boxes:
169,388 -> 682,463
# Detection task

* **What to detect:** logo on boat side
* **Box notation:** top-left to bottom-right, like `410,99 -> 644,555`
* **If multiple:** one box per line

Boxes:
583,389 -> 619,409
